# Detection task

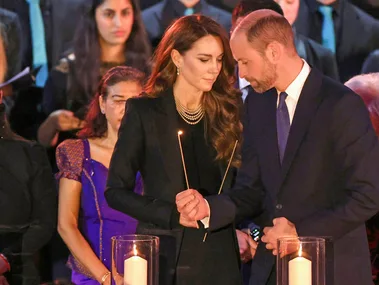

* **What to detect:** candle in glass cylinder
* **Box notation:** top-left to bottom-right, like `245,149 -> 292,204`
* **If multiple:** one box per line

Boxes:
288,246 -> 312,285
124,244 -> 147,285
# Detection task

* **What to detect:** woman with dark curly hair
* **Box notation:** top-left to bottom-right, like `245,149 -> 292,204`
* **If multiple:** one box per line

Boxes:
105,15 -> 243,285
56,66 -> 144,285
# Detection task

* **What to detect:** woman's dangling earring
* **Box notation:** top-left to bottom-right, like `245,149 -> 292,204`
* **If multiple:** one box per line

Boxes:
177,67 -> 180,76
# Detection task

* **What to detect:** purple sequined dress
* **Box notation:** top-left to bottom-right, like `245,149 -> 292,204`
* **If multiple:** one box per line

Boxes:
56,139 -> 141,285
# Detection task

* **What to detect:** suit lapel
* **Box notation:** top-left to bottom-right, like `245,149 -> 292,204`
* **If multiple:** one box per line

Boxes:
280,69 -> 324,183
153,89 -> 184,196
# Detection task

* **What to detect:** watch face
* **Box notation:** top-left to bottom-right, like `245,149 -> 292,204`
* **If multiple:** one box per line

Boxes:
249,224 -> 261,242
251,228 -> 261,242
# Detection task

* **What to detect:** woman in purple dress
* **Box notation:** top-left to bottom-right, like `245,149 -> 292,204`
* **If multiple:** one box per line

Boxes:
56,66 -> 145,285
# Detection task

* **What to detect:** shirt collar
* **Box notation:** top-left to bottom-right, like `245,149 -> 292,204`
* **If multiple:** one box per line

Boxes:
170,0 -> 204,16
278,59 -> 311,103
306,0 -> 342,16
239,77 -> 250,90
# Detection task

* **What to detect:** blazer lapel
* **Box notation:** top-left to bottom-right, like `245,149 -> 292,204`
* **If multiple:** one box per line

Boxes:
153,89 -> 184,196
280,69 -> 324,183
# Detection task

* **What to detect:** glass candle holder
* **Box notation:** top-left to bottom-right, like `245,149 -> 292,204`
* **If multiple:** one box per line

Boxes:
277,237 -> 325,285
111,235 -> 159,285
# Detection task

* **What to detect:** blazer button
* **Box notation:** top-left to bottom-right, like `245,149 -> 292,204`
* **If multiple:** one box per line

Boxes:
276,204 -> 283,210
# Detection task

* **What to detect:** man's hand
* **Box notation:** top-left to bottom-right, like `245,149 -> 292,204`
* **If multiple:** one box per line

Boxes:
176,189 -> 210,221
236,229 -> 257,263
261,217 -> 298,256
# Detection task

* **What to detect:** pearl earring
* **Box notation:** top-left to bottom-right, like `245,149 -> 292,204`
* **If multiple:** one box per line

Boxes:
101,109 -> 105,114
177,67 -> 180,76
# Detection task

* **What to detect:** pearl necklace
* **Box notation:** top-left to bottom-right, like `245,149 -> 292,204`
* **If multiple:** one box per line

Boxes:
174,96 -> 204,125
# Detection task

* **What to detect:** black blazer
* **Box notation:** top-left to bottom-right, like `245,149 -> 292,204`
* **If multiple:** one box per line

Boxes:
294,0 -> 379,82
105,89 -> 237,285
0,137 -> 57,285
295,33 -> 340,81
208,68 -> 379,285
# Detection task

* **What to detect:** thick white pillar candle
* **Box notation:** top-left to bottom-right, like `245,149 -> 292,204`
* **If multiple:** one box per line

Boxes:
288,254 -> 312,285
124,245 -> 147,285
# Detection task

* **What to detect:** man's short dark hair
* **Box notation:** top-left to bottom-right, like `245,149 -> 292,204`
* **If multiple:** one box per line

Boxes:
232,0 -> 284,26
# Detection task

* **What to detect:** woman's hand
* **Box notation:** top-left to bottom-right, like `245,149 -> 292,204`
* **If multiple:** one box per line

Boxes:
51,110 -> 86,131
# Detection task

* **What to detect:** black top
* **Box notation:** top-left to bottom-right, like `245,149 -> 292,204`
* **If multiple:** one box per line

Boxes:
177,114 -> 220,196
175,114 -> 240,285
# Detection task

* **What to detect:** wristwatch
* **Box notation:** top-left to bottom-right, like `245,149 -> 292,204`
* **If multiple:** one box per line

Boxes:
248,223 -> 261,242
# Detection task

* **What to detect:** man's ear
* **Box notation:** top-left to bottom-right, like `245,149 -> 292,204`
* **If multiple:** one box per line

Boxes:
265,42 -> 282,64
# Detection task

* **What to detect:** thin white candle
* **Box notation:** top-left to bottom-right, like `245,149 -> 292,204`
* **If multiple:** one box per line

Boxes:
288,246 -> 312,285
124,244 -> 147,285
177,130 -> 190,189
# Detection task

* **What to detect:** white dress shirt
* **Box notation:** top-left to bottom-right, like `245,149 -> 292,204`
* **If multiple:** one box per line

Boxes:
277,59 -> 311,125
239,77 -> 251,102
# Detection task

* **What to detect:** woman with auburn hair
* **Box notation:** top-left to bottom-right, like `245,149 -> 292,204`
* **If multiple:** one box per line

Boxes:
105,15 -> 243,285
56,66 -> 144,285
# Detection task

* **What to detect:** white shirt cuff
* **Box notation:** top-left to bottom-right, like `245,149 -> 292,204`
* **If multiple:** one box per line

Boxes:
200,199 -> 210,229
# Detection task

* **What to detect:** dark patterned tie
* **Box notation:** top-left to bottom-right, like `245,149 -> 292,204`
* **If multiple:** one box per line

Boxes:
277,92 -> 290,163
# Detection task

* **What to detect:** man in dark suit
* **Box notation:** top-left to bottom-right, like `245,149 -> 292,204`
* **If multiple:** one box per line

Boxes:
176,9 -> 379,285
294,0 -> 379,82
142,0 -> 231,48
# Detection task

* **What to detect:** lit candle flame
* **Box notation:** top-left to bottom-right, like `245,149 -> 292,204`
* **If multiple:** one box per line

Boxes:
133,244 -> 137,256
298,244 -> 302,257
178,130 -> 183,135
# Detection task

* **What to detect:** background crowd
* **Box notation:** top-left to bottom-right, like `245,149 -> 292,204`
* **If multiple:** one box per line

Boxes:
1,0 -> 379,284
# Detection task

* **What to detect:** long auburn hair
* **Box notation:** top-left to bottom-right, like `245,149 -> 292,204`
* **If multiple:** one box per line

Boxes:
77,66 -> 145,139
145,15 -> 242,166
70,0 -> 151,112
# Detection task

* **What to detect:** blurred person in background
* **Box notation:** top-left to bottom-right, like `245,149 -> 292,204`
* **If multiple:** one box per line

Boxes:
345,73 -> 379,284
0,0 -> 87,139
0,27 -> 56,285
38,0 -> 151,169
142,0 -> 232,49
294,0 -> 379,82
